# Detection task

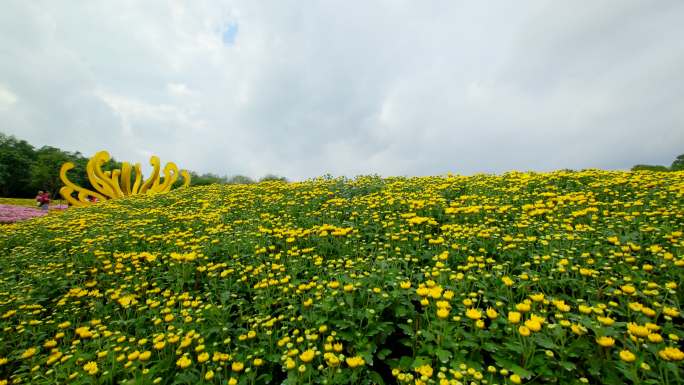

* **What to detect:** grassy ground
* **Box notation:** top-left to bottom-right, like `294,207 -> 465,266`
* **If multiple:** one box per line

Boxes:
0,197 -> 68,207
0,198 -> 36,207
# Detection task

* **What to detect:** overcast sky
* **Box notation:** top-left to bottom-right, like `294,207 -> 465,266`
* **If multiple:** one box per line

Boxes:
1,1 -> 683,180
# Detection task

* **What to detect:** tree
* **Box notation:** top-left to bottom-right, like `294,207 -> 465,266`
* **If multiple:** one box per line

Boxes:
30,146 -> 72,199
631,164 -> 669,172
671,154 -> 684,171
0,160 -> 8,193
0,133 -> 36,197
259,174 -> 288,182
188,172 -> 228,186
227,175 -> 255,184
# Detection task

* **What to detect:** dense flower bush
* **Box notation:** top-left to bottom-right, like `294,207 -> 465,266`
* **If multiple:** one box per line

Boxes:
0,204 -> 47,223
0,170 -> 682,385
0,202 -> 68,224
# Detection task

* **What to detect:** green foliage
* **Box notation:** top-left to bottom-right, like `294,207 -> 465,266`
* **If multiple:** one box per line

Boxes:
631,164 -> 669,172
259,174 -> 288,182
0,133 -> 35,197
631,153 -> 684,172
671,154 -> 684,171
30,146 -> 73,199
188,172 -> 229,186
227,175 -> 255,184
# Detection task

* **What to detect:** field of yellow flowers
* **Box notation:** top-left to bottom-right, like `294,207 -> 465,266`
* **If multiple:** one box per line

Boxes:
1,170 -> 683,385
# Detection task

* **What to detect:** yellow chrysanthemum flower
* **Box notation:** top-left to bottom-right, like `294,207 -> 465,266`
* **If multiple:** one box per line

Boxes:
596,336 -> 615,347
508,311 -> 521,324
346,356 -> 365,368
619,350 -> 636,363
518,326 -> 531,336
299,349 -> 315,363
83,361 -> 98,375
176,356 -> 192,369
658,347 -> 684,361
465,308 -> 482,320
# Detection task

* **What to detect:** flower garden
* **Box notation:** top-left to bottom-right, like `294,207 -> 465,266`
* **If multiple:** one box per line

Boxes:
0,204 -> 48,224
0,170 -> 682,385
0,201 -> 67,224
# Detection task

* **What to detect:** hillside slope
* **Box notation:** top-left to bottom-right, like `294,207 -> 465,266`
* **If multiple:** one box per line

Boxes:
1,171 -> 683,385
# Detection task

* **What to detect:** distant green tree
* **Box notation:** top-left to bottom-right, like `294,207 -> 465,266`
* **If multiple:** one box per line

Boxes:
30,146 -> 72,199
0,133 -> 36,197
631,153 -> 684,172
189,172 -> 229,186
259,174 -> 288,182
671,154 -> 684,171
631,164 -> 669,172
227,175 -> 255,184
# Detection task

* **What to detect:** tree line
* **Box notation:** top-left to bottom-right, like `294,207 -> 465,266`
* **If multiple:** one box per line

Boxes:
631,154 -> 684,172
0,132 -> 286,198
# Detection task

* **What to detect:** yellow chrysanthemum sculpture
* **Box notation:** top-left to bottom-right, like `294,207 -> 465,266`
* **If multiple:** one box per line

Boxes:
59,151 -> 191,207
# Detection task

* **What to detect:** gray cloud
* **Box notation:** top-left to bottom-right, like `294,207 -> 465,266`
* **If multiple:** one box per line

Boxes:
1,0 -> 683,180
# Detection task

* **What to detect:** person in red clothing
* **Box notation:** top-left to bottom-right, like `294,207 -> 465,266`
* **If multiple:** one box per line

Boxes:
43,192 -> 51,210
35,191 -> 44,207
35,191 -> 50,211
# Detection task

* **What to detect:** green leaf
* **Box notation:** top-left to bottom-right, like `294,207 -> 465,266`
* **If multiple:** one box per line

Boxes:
436,349 -> 452,363
360,350 -> 374,366
377,348 -> 392,360
534,335 -> 558,350
421,330 -> 435,341
559,361 -> 576,371
398,324 -> 414,337
588,359 -> 601,377
413,356 -> 432,367
482,342 -> 499,352
367,370 -> 386,385
493,355 -> 534,379
393,305 -> 408,317
510,364 -> 534,379
399,356 -> 413,368
502,341 -> 524,354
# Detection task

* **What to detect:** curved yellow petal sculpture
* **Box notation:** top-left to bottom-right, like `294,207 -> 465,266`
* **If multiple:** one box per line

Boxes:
120,162 -> 133,196
139,156 -> 160,194
131,163 -> 142,195
181,170 -> 191,188
60,162 -> 107,206
152,162 -> 179,193
60,152 -> 191,206
93,152 -> 121,198
87,152 -> 117,199
60,186 -> 84,207
110,169 -> 125,197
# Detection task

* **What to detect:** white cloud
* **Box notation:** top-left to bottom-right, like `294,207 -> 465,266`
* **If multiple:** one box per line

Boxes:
0,84 -> 17,111
1,1 -> 683,179
167,83 -> 193,98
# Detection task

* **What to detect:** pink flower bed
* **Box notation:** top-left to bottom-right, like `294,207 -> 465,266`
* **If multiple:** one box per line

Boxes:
0,204 -> 48,223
